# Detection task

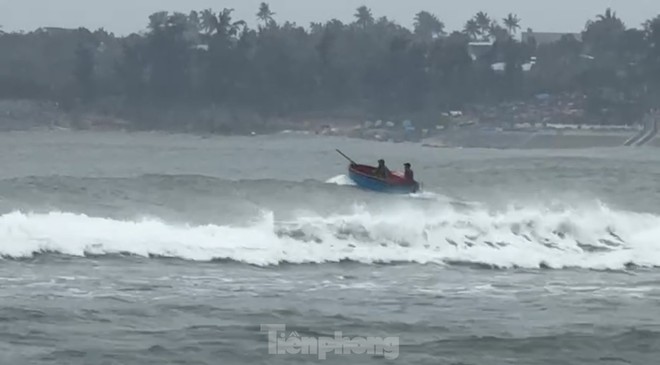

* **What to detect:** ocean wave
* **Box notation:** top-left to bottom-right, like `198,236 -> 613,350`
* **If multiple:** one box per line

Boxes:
1,202 -> 659,269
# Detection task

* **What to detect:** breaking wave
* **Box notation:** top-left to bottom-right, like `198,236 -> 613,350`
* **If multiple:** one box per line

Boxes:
1,202 -> 659,269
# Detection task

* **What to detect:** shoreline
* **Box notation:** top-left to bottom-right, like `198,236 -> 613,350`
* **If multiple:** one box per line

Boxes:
2,124 -> 648,151
0,99 -> 655,149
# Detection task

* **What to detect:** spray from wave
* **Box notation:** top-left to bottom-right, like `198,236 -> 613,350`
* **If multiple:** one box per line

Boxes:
325,174 -> 459,202
325,174 -> 355,186
0,202 -> 659,269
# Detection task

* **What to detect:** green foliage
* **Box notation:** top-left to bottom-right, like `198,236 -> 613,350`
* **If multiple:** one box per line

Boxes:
0,5 -> 659,127
414,11 -> 445,42
503,14 -> 521,35
74,41 -> 95,102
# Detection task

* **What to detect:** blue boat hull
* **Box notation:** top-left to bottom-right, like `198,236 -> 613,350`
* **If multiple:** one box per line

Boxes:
348,170 -> 419,194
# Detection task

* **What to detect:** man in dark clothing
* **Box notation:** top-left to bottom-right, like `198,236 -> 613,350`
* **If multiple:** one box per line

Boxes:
404,163 -> 414,181
374,159 -> 390,179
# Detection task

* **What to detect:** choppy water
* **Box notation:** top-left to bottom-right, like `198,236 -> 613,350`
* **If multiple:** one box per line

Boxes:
1,130 -> 660,364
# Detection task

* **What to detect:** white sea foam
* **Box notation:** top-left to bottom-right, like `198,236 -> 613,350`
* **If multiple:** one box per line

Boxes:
325,174 -> 356,186
0,203 -> 659,269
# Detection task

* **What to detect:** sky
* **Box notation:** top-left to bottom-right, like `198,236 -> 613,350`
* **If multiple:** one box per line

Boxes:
0,0 -> 659,35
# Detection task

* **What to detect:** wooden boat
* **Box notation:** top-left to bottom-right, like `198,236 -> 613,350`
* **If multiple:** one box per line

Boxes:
348,163 -> 420,194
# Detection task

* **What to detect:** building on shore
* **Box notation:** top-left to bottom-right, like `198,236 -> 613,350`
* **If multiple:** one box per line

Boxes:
467,41 -> 494,60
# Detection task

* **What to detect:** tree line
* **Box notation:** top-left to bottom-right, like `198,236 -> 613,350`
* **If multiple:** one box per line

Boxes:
0,4 -> 659,129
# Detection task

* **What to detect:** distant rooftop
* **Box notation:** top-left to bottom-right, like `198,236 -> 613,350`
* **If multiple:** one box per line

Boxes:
467,41 -> 494,60
33,27 -> 80,36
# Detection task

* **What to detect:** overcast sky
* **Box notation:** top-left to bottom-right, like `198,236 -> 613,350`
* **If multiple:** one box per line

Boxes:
1,0 -> 659,35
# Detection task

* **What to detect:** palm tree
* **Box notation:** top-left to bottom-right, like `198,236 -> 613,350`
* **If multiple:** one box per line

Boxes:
198,8 -> 246,38
185,11 -> 201,41
354,6 -> 374,28
503,13 -> 521,35
148,11 -> 169,31
200,9 -> 216,34
489,21 -> 510,42
584,7 -> 625,45
475,11 -> 491,39
168,12 -> 189,29
464,19 -> 480,40
589,8 -> 625,31
257,2 -> 276,28
414,11 -> 445,41
598,8 -> 616,22
188,11 -> 200,28
215,8 -> 245,38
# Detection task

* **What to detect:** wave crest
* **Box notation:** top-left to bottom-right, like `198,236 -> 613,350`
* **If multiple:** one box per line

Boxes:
1,203 -> 659,269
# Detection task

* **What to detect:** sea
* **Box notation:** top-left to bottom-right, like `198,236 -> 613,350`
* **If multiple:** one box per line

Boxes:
0,130 -> 659,365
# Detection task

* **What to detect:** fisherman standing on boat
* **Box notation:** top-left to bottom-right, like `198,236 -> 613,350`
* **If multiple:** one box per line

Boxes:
404,163 -> 414,181
374,159 -> 390,179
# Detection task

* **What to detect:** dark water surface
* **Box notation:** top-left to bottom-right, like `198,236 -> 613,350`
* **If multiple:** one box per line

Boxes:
0,131 -> 659,364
